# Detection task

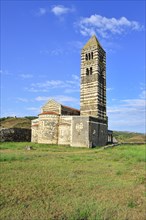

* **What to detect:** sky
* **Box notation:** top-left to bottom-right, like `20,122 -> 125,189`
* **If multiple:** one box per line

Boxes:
1,0 -> 146,133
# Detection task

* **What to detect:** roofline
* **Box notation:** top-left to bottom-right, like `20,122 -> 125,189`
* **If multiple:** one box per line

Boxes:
61,104 -> 80,112
39,111 -> 59,116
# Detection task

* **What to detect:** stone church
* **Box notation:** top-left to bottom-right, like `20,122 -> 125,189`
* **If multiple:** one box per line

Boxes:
31,35 -> 112,147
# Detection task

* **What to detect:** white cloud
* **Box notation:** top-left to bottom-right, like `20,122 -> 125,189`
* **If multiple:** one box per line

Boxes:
40,40 -> 83,57
40,48 -> 63,56
77,14 -> 143,38
35,7 -> 47,16
67,41 -> 84,51
35,95 -> 79,105
0,70 -> 12,76
64,88 -> 80,94
1,111 -> 22,118
51,5 -> 74,16
26,74 -> 80,93
121,99 -> 146,107
16,98 -> 29,102
26,107 -> 40,115
71,74 -> 80,81
139,89 -> 146,99
25,87 -> 48,93
107,87 -> 113,91
107,97 -> 145,133
31,80 -> 64,89
39,8 -> 47,15
19,74 -> 33,79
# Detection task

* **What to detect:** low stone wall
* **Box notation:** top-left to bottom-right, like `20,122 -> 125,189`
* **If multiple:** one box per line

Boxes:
0,128 -> 31,142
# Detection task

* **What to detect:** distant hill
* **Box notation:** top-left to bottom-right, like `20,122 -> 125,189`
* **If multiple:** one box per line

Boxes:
0,117 -> 145,143
113,131 -> 145,143
0,117 -> 37,130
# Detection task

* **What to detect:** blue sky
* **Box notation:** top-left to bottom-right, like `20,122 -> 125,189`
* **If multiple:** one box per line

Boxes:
1,0 -> 145,133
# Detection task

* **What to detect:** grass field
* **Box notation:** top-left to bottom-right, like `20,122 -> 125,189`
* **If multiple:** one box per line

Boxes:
0,142 -> 145,220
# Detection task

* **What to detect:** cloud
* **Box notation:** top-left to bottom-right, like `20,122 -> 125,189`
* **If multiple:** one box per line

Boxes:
121,99 -> 146,108
19,74 -> 33,79
31,80 -> 64,89
24,87 -> 48,93
107,97 -> 145,133
1,111 -> 22,118
0,70 -> 12,76
16,98 -> 29,102
76,14 -> 143,38
67,41 -> 84,51
40,48 -> 63,56
35,95 -> 79,106
51,5 -> 74,16
107,87 -> 114,91
71,74 -> 80,81
40,40 -> 84,57
35,8 -> 47,16
26,74 -> 80,93
26,107 -> 40,115
140,90 -> 146,99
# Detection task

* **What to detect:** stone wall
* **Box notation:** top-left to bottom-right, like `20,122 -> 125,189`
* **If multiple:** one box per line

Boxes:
89,117 -> 107,147
37,114 -> 59,144
71,116 -> 90,147
31,115 -> 108,147
0,128 -> 31,142
31,119 -> 39,142
58,116 -> 72,145
41,99 -> 61,114
71,116 -> 107,147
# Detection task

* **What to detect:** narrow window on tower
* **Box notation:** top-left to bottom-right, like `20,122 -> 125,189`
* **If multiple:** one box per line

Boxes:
85,54 -> 88,60
90,67 -> 92,75
88,53 -> 91,60
91,52 -> 93,59
86,68 -> 89,75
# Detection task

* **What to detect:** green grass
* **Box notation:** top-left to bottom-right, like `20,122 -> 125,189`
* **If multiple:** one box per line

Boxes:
0,142 -> 145,220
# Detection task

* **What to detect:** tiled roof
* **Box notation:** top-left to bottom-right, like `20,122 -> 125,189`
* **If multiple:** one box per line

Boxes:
39,111 -> 59,115
62,104 -> 80,112
32,124 -> 39,126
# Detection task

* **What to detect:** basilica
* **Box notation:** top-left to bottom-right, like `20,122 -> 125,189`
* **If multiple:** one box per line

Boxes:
31,35 -> 112,147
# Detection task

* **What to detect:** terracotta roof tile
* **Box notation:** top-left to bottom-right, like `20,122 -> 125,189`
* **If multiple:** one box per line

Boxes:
62,105 -> 80,112
39,111 -> 59,116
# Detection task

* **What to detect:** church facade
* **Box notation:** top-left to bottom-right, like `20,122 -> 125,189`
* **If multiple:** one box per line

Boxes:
31,35 -> 109,147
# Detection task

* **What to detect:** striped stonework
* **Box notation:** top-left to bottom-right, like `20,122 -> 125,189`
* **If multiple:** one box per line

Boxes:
80,35 -> 107,123
31,35 -> 109,147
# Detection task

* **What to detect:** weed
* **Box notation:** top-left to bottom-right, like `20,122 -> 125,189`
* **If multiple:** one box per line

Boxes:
127,200 -> 137,208
116,170 -> 123,176
0,153 -> 30,162
135,176 -> 146,184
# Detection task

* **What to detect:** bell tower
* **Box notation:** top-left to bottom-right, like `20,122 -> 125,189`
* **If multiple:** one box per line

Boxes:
80,35 -> 107,123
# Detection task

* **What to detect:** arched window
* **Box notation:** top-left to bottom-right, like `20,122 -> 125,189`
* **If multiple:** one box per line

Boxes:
90,67 -> 92,75
99,54 -> 103,62
91,52 -> 93,59
88,53 -> 91,60
86,68 -> 89,75
85,54 -> 88,60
